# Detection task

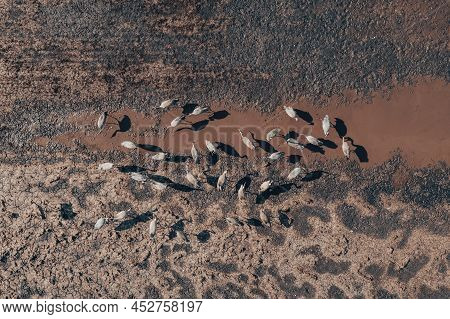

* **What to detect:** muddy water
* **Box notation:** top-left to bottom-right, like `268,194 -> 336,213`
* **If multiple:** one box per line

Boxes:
42,79 -> 449,167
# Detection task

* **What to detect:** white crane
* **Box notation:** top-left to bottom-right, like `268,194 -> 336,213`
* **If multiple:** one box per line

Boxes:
238,184 -> 245,200
268,151 -> 284,161
151,152 -> 167,161
259,180 -> 272,193
94,217 -> 106,230
322,115 -> 330,136
259,210 -> 269,225
266,128 -> 281,141
149,218 -> 156,237
98,162 -> 114,170
239,130 -> 256,150
191,143 -> 199,163
287,167 -> 304,180
121,141 -> 138,149
170,115 -> 185,128
205,140 -> 217,153
217,170 -> 227,191
151,180 -> 167,191
286,138 -> 305,150
159,99 -> 177,109
185,171 -> 200,188
114,210 -> 129,220
176,230 -> 188,242
226,217 -> 242,226
300,134 -> 323,146
97,112 -> 107,130
190,106 -> 210,116
283,106 -> 298,121
131,172 -> 147,182
342,137 -> 350,159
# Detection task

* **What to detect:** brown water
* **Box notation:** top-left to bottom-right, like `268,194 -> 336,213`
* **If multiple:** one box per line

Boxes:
40,79 -> 449,167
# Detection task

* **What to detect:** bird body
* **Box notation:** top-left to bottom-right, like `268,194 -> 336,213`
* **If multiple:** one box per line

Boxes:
259,210 -> 269,225
170,115 -> 185,128
322,115 -> 330,136
94,217 -> 105,230
191,143 -> 199,163
191,106 -> 210,116
268,151 -> 284,161
266,128 -> 281,141
239,130 -> 256,150
97,112 -> 107,130
226,217 -> 242,226
115,210 -> 128,220
217,170 -> 227,191
149,218 -> 156,237
151,180 -> 167,190
259,180 -> 272,192
286,138 -> 305,150
205,140 -> 217,153
287,167 -> 303,180
342,137 -> 350,158
98,162 -> 114,170
151,152 -> 167,161
176,230 -> 188,242
304,135 -> 322,146
160,99 -> 177,109
186,171 -> 200,188
121,141 -> 137,149
131,172 -> 147,182
283,106 -> 298,121
238,184 -> 245,200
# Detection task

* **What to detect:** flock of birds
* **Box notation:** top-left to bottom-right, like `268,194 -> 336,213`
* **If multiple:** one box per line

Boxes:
93,99 -> 353,238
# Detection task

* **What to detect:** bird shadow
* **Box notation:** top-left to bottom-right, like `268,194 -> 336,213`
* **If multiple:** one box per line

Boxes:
176,119 -> 210,132
235,175 -> 252,191
148,174 -> 174,184
169,220 -> 185,239
192,119 -> 210,131
304,144 -> 325,154
287,155 -> 302,164
205,174 -> 219,187
182,103 -> 198,115
169,183 -> 197,192
115,209 -> 154,232
111,115 -> 131,137
209,110 -> 230,121
197,230 -> 211,243
166,154 -> 190,163
301,170 -> 323,182
206,152 -> 219,166
256,183 -> 295,204
354,145 -> 369,162
279,212 -> 293,228
138,144 -> 163,152
250,133 -> 277,153
347,137 -> 369,162
334,118 -> 347,138
246,218 -> 263,227
294,109 -> 314,124
216,142 -> 245,158
284,131 -> 299,140
318,138 -> 337,149
118,165 -> 146,173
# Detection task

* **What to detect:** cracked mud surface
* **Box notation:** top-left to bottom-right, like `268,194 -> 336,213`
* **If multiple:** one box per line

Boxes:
0,0 -> 449,298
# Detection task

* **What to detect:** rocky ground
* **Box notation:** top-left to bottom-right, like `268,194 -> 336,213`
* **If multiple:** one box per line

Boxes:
0,0 -> 449,298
